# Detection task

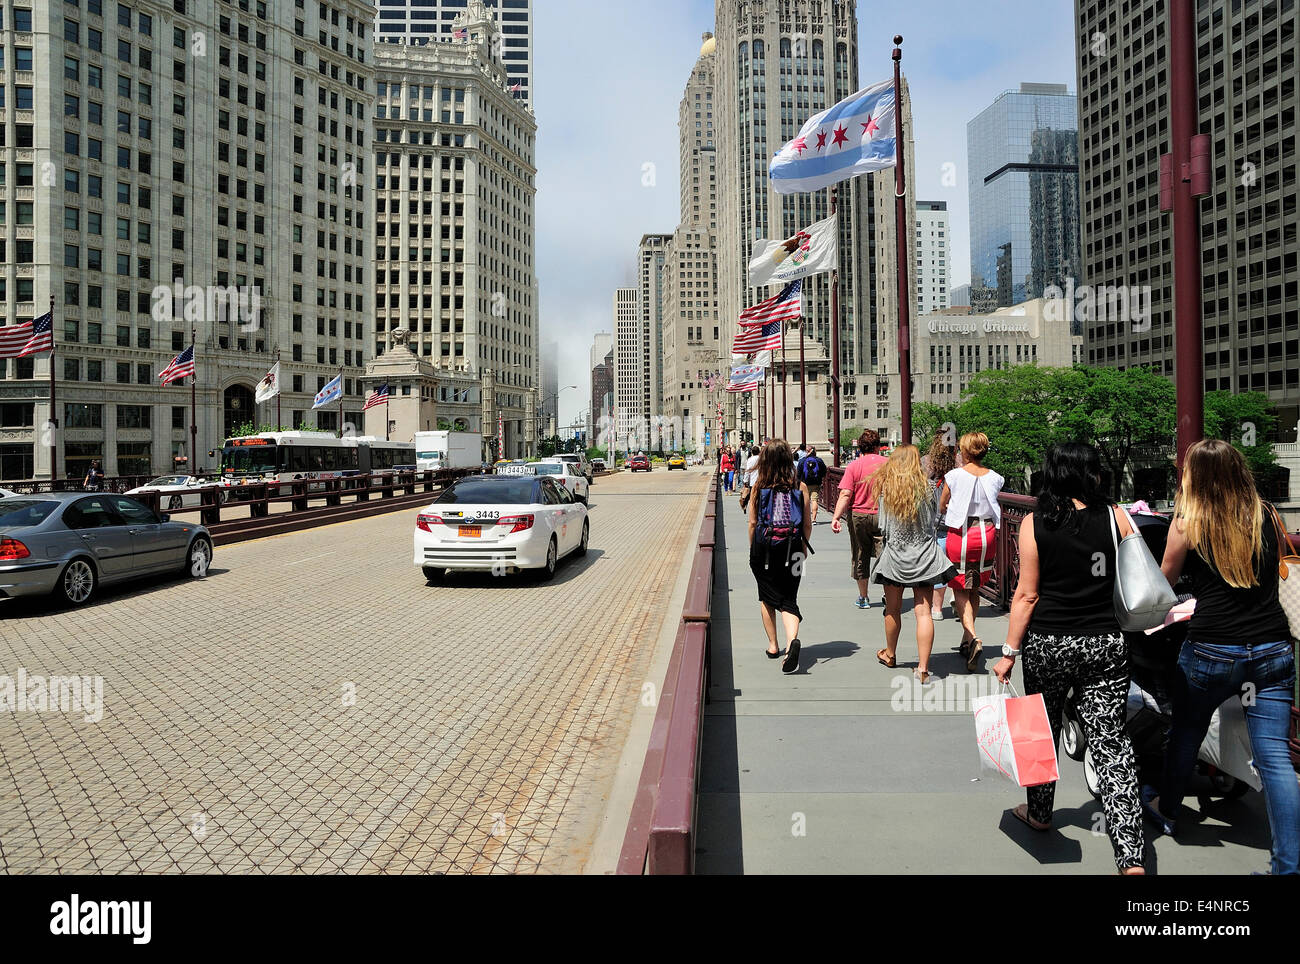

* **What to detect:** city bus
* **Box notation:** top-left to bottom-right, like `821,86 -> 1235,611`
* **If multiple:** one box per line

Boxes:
220,432 -> 416,483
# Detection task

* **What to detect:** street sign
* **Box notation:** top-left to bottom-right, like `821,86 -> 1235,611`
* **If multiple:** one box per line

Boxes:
704,431 -> 711,445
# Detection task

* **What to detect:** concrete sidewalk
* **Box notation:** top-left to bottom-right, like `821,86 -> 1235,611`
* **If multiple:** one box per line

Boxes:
697,488 -> 1274,874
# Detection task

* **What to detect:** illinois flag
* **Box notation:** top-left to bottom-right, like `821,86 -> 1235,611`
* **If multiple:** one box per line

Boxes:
769,79 -> 897,195
312,373 -> 342,410
255,362 -> 280,404
748,214 -> 838,288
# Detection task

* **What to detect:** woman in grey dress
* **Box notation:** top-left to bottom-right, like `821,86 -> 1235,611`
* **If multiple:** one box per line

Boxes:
871,445 -> 958,683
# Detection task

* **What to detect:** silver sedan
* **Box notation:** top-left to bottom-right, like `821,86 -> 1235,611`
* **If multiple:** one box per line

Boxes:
0,492 -> 213,606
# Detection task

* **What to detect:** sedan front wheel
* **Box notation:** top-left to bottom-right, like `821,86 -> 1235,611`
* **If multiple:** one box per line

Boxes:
58,558 -> 97,606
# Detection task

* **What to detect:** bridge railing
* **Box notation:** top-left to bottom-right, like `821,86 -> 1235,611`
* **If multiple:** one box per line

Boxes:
618,469 -> 717,875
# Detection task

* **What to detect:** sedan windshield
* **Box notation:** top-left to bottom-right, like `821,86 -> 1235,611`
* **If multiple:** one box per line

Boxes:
533,464 -> 562,475
0,500 -> 59,529
437,479 -> 538,505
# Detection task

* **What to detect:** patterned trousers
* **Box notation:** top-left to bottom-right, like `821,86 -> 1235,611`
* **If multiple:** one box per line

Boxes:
1022,630 -> 1145,871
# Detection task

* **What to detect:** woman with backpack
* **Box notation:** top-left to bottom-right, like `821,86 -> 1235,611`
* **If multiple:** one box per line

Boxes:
748,439 -> 814,675
869,445 -> 957,684
1144,440 -> 1299,875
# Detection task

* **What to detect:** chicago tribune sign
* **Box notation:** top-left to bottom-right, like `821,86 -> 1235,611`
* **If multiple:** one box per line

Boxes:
927,318 -> 1033,336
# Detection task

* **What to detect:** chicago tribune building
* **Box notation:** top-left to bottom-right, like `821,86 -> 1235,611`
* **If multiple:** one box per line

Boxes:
0,0 -> 376,482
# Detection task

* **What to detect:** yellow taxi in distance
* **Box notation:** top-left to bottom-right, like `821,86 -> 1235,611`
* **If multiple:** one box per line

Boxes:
667,453 -> 686,471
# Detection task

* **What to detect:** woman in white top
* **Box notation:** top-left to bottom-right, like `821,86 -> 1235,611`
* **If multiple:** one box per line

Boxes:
938,432 -> 1005,671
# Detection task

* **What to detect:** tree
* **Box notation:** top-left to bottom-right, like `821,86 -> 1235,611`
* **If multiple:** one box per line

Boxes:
1064,366 -> 1176,499
1204,390 -> 1279,484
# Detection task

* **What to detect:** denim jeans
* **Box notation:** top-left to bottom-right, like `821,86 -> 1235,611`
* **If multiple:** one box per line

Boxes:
1159,638 -> 1299,875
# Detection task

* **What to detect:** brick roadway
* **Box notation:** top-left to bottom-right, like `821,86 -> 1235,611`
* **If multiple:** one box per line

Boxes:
0,466 -> 709,874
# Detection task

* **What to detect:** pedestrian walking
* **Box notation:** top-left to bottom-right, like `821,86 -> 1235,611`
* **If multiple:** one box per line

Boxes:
748,439 -> 813,675
939,432 -> 1004,670
797,445 -> 827,524
921,430 -> 962,621
829,430 -> 888,609
992,442 -> 1146,874
721,448 -> 735,493
83,459 -> 105,492
739,445 -> 760,511
869,445 -> 957,683
1144,439 -> 1299,875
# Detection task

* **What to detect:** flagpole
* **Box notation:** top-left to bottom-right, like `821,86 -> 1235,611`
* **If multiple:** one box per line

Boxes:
275,347 -> 281,430
781,326 -> 788,440
190,325 -> 197,475
386,391 -> 390,442
337,365 -> 344,439
798,317 -> 807,450
830,186 -> 842,467
893,36 -> 914,446
48,295 -> 59,485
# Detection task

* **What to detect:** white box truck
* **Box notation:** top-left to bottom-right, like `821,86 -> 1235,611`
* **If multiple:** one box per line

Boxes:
415,431 -> 482,471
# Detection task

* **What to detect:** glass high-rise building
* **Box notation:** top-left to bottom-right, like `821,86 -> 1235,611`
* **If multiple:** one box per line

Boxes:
967,83 -> 1080,318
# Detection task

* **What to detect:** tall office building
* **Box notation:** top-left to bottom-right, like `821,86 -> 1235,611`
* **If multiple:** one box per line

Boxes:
661,34 -> 723,452
612,287 -> 639,443
0,0 -> 375,482
371,1 -> 538,459
588,330 -> 612,442
967,83 -> 1080,315
716,0 -> 904,443
916,200 -> 950,316
373,0 -> 532,105
637,233 -> 672,440
539,337 -> 558,431
1076,0 -> 1299,431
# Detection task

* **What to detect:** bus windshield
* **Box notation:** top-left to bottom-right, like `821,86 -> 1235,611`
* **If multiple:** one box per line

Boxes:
222,442 -> 278,476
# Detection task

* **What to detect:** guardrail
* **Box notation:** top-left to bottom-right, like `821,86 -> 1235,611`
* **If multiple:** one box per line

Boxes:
3,475 -> 158,494
617,470 -> 717,875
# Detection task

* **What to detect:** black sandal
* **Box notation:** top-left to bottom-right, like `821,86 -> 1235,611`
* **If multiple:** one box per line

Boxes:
766,646 -> 782,659
782,639 -> 801,674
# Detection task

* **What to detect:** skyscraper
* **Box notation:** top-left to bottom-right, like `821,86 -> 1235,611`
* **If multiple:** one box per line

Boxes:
612,287 -> 640,444
1075,0 -> 1299,431
373,0 -> 532,105
371,1 -> 538,459
637,233 -> 672,443
1,0 -> 375,481
967,83 -> 1080,315
661,34 -> 723,452
716,0 -> 907,444
916,200 -> 950,316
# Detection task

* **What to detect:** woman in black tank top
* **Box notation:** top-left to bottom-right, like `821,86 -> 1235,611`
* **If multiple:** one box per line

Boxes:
994,443 -> 1146,874
1145,440 -> 1299,875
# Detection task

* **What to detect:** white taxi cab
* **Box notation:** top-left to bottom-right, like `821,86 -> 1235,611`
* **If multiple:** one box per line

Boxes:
414,474 -> 588,581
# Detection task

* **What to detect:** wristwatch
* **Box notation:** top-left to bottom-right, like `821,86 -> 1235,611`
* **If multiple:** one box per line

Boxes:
1001,645 -> 1021,659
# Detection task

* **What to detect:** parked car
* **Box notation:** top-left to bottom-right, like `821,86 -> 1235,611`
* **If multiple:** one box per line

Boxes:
628,455 -> 651,473
590,458 -> 607,473
0,492 -> 213,606
414,474 -> 588,581
125,475 -> 227,510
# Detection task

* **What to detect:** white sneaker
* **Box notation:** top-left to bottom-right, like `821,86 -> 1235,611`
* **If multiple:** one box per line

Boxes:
931,608 -> 944,621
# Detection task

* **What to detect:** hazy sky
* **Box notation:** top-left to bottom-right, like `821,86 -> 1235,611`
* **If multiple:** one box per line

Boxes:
533,0 -> 1078,426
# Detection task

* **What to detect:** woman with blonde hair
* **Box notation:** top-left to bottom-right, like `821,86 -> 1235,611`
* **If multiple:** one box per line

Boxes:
1145,440 -> 1298,874
940,432 -> 1005,671
870,445 -> 957,683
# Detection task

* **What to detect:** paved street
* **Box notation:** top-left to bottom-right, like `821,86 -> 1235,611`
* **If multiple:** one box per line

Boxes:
0,467 -> 710,874
698,487 -> 1276,874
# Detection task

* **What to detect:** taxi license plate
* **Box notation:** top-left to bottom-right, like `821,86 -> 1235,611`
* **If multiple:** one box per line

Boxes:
458,525 -> 481,538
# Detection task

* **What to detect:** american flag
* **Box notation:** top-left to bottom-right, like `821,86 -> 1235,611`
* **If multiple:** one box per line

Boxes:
363,383 -> 390,412
0,312 -> 54,358
159,345 -> 195,386
733,319 -> 783,354
739,279 -> 803,327
510,82 -> 522,93
453,27 -> 467,39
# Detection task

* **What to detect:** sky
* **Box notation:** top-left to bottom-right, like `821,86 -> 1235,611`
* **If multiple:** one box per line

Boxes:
533,0 -> 1078,427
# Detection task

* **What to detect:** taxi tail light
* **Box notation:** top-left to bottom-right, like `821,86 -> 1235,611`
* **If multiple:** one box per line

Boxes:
0,537 -> 30,561
499,514 -> 534,534
416,514 -> 444,532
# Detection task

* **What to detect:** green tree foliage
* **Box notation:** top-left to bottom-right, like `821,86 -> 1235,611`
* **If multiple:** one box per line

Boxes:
1063,366 -> 1176,499
1204,390 -> 1279,482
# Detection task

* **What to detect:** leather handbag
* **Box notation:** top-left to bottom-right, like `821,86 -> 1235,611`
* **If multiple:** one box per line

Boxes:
1265,503 -> 1300,640
1108,505 -> 1178,632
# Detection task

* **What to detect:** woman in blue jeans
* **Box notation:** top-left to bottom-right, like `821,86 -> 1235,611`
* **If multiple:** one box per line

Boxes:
1147,439 -> 1299,875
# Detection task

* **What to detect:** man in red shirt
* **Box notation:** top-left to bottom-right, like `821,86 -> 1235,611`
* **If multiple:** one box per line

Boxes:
830,430 -> 889,608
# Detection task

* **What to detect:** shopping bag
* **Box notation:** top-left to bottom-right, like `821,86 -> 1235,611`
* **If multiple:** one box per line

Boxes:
972,688 -> 1061,788
1199,696 -> 1263,792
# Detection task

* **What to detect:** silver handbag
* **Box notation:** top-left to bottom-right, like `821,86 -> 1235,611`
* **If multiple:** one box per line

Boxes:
1108,506 -> 1178,632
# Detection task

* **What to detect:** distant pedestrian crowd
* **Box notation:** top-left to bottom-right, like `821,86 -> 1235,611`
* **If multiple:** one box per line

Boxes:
728,430 -> 1299,876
